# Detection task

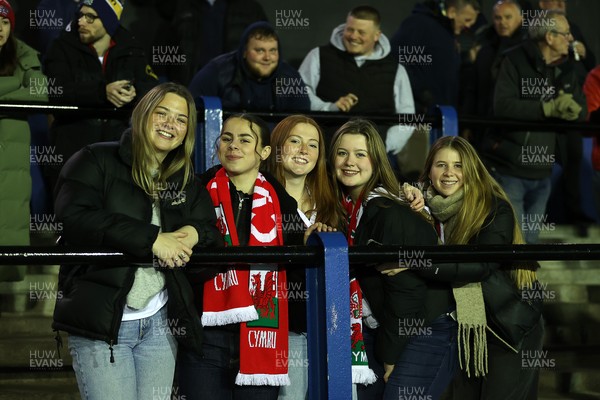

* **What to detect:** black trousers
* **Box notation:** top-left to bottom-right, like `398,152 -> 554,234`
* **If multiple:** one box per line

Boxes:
443,317 -> 545,400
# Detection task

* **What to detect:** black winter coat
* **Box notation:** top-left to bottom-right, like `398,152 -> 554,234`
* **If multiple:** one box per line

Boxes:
482,40 -> 586,179
52,130 -> 222,357
44,26 -> 158,167
353,197 -> 454,365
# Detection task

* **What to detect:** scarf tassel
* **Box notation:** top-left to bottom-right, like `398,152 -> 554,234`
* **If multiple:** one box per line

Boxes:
201,306 -> 259,326
235,373 -> 291,386
458,323 -> 488,378
352,366 -> 378,385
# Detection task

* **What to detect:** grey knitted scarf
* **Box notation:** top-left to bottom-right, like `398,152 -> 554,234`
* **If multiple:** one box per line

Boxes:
427,187 -> 488,377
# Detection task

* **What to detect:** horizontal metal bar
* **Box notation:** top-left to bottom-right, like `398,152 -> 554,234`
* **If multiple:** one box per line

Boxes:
1,244 -> 599,265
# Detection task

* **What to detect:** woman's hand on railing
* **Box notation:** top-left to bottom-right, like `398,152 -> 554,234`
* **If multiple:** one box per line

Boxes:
152,232 -> 193,268
304,222 -> 337,245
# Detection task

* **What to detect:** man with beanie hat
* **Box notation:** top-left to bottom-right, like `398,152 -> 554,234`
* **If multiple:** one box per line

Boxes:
43,0 -> 157,193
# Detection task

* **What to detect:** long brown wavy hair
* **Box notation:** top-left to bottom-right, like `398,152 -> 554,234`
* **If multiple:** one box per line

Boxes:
130,82 -> 196,197
329,119 -> 429,231
267,115 -> 343,228
419,136 -> 536,288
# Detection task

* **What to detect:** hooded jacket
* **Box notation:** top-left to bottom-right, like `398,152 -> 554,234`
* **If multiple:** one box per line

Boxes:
390,0 -> 461,113
298,23 -> 415,152
188,21 -> 309,112
52,130 -> 222,358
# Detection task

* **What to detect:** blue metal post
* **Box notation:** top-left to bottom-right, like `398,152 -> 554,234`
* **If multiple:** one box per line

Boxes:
194,96 -> 222,172
431,105 -> 459,144
306,232 -> 351,400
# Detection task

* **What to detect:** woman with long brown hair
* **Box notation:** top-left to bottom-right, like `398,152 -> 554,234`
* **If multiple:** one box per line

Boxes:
418,135 -> 543,400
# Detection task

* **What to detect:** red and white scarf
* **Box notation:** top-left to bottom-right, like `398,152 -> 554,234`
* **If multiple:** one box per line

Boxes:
204,168 -> 290,386
343,194 -> 378,385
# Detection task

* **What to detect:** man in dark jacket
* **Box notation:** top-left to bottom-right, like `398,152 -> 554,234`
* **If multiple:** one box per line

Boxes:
188,21 -> 309,113
43,0 -> 157,192
481,10 -> 587,243
391,0 -> 480,114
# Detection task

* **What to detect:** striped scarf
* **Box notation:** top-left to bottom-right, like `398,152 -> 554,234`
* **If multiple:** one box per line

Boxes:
204,167 -> 290,386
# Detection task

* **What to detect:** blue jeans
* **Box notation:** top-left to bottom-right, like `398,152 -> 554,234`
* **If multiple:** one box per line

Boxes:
383,313 -> 458,400
491,172 -> 552,243
177,327 -> 279,400
278,332 -> 308,400
68,305 -> 177,400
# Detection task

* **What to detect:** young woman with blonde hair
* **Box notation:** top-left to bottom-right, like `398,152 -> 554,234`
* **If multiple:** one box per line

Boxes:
417,135 -> 543,400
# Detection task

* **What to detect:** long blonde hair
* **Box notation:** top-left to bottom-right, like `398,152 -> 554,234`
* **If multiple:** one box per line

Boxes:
268,115 -> 343,228
420,136 -> 536,288
130,83 -> 196,197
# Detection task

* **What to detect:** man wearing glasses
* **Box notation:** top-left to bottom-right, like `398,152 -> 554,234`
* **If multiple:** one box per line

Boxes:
481,10 -> 587,245
43,0 -> 157,193
539,0 -> 597,235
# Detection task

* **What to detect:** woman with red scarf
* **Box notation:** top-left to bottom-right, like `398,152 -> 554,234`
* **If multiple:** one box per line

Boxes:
330,119 -> 458,400
178,114 -> 329,400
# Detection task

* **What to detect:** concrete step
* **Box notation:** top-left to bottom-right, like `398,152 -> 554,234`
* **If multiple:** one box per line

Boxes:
0,371 -> 79,400
538,225 -> 600,244
0,336 -> 72,368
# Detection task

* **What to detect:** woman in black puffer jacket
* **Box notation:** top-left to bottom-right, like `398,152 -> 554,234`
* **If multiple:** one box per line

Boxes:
52,82 -> 222,400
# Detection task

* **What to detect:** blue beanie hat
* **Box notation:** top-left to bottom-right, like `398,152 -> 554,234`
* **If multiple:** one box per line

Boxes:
81,0 -> 123,36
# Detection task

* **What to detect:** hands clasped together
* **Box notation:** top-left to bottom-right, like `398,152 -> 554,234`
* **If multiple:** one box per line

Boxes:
152,225 -> 198,269
106,80 -> 136,108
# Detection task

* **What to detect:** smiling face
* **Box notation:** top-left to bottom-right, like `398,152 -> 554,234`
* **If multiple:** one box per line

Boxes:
148,92 -> 189,162
334,133 -> 373,201
448,4 -> 479,35
342,16 -> 381,56
244,36 -> 279,78
280,123 -> 320,179
429,147 -> 464,197
218,117 -> 271,181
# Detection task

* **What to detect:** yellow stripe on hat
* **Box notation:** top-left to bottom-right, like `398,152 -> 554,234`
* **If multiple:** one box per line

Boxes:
107,0 -> 123,19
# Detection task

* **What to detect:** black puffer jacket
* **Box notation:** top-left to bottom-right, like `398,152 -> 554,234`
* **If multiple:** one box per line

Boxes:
52,130 -> 222,357
353,197 -> 454,365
